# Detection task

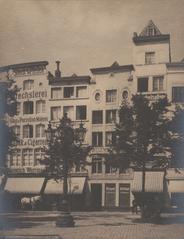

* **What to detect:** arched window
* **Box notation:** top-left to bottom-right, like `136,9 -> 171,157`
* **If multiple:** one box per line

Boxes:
23,80 -> 34,90
36,100 -> 46,114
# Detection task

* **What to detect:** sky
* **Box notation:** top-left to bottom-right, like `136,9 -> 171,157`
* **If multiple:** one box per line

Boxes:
0,0 -> 184,75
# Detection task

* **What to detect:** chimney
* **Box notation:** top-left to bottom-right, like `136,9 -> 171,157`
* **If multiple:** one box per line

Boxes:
55,60 -> 61,79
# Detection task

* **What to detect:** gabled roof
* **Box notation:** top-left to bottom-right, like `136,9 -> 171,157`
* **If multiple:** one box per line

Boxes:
133,20 -> 170,44
90,61 -> 134,74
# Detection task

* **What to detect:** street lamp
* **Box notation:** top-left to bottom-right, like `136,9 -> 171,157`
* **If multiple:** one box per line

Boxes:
45,113 -> 86,227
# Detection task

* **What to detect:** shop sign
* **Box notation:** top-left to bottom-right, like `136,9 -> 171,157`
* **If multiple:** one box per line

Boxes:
15,138 -> 47,147
17,90 -> 47,100
9,116 -> 48,124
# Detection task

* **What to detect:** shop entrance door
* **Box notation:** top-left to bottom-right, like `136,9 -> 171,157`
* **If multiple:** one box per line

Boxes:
91,184 -> 102,210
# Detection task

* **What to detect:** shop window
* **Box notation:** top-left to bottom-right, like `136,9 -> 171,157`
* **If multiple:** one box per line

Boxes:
106,110 -> 116,124
172,87 -> 184,103
92,158 -> 102,174
23,101 -> 34,114
10,149 -> 21,167
23,79 -> 34,90
145,52 -> 155,64
76,105 -> 87,120
51,87 -> 62,99
51,106 -> 61,121
105,184 -> 116,208
35,124 -> 45,138
105,131 -> 116,146
23,125 -> 33,138
137,77 -> 148,92
153,76 -> 164,91
76,86 -> 87,98
92,110 -> 103,124
36,100 -> 46,114
22,148 -> 34,166
92,132 -> 103,147
106,89 -> 117,103
119,184 -> 130,208
63,106 -> 74,120
63,87 -> 74,98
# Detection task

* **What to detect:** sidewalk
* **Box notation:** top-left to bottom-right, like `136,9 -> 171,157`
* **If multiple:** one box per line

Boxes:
1,211 -> 184,239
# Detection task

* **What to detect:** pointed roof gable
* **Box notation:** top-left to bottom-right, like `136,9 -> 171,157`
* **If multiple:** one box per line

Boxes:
139,20 -> 161,37
132,20 -> 170,44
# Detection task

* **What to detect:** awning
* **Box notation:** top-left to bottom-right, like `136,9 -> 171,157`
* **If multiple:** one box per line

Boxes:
168,180 -> 184,193
132,171 -> 164,193
4,177 -> 45,194
45,177 -> 86,194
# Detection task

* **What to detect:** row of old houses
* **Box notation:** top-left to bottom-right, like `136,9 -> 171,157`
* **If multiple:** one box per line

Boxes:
0,20 -> 184,210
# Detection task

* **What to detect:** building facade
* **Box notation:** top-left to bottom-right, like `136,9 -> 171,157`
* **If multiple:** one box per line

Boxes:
1,20 -> 184,210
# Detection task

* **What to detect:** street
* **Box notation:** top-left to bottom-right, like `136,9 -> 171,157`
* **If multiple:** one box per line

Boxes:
0,211 -> 184,239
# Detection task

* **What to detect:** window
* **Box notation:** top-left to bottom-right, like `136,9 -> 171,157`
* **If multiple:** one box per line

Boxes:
63,87 -> 74,98
92,110 -> 103,124
51,106 -> 61,121
63,106 -> 74,120
122,90 -> 129,100
145,52 -> 155,64
105,131 -> 116,146
36,100 -> 46,114
105,165 -> 117,174
23,101 -> 34,114
92,158 -> 102,174
76,86 -> 87,98
36,124 -> 45,138
12,126 -> 20,138
153,76 -> 164,92
76,105 -> 87,120
34,148 -> 44,165
51,87 -> 62,99
137,77 -> 148,92
106,90 -> 117,103
16,102 -> 21,115
106,110 -> 116,124
95,92 -> 101,102
22,149 -> 34,166
11,149 -> 21,167
92,132 -> 103,147
172,87 -> 184,103
23,125 -> 33,138
23,80 -> 34,90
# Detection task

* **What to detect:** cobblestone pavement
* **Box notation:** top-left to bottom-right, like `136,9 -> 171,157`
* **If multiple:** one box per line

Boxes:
0,211 -> 184,239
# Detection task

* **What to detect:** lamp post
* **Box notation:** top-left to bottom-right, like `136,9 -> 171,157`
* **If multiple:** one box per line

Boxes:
45,113 -> 86,227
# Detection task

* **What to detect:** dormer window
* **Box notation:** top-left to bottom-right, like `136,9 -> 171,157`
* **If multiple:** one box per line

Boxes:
145,52 -> 155,64
147,26 -> 155,36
